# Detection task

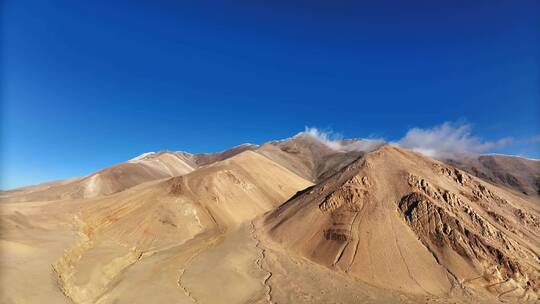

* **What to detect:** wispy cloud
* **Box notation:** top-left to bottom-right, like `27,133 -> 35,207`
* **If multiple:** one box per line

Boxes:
301,127 -> 385,152
300,123 -> 534,159
395,122 -> 513,159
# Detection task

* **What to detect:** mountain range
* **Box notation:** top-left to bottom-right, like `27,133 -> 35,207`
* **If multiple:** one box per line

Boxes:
1,132 -> 539,304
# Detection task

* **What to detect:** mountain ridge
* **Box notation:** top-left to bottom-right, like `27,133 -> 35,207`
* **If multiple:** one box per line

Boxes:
260,145 -> 540,302
2,134 -> 539,304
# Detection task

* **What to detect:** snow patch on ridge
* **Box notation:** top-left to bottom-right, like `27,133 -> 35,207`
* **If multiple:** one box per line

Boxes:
483,153 -> 540,162
129,152 -> 156,162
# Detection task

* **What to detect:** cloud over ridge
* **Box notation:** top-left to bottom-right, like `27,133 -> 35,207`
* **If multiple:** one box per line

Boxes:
396,122 -> 513,159
301,122 -> 524,159
301,127 -> 386,152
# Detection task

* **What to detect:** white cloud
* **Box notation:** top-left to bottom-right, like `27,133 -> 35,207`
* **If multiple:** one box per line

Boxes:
396,122 -> 513,159
300,122 -> 521,159
301,127 -> 385,152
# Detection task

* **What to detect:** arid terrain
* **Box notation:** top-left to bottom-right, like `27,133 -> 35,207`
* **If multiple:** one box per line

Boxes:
1,132 -> 539,304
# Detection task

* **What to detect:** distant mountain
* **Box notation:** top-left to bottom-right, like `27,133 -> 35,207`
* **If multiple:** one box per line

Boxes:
445,154 -> 540,196
256,132 -> 383,182
0,144 -> 257,203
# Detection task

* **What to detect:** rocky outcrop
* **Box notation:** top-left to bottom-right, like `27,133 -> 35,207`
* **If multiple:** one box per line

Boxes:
263,145 -> 540,302
319,175 -> 371,213
404,168 -> 540,301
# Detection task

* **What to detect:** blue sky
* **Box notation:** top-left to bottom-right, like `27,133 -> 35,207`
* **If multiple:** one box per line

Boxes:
2,0 -> 539,189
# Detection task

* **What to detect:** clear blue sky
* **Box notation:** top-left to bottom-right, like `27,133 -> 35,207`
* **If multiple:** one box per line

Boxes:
2,0 -> 539,189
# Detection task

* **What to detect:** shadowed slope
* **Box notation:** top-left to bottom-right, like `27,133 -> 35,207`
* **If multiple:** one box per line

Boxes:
446,154 -> 540,197
256,133 -> 381,183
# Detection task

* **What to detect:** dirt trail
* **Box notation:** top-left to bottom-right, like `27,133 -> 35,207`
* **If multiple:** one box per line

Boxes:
250,221 -> 274,304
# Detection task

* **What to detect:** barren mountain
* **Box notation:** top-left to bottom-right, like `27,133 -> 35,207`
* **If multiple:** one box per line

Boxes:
256,133 -> 381,182
0,144 -> 256,203
1,151 -> 312,303
261,145 -> 540,303
1,137 -> 539,304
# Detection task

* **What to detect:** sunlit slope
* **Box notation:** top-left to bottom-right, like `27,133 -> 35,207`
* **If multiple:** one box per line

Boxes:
4,151 -> 312,304
262,145 -> 540,302
0,144 -> 258,203
0,152 -> 195,203
3,138 -> 540,304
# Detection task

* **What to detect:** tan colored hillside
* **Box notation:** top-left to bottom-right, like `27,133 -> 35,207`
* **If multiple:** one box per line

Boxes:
2,139 -> 539,304
0,144 -> 257,203
0,152 -> 195,203
1,151 -> 312,303
261,145 -> 540,303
